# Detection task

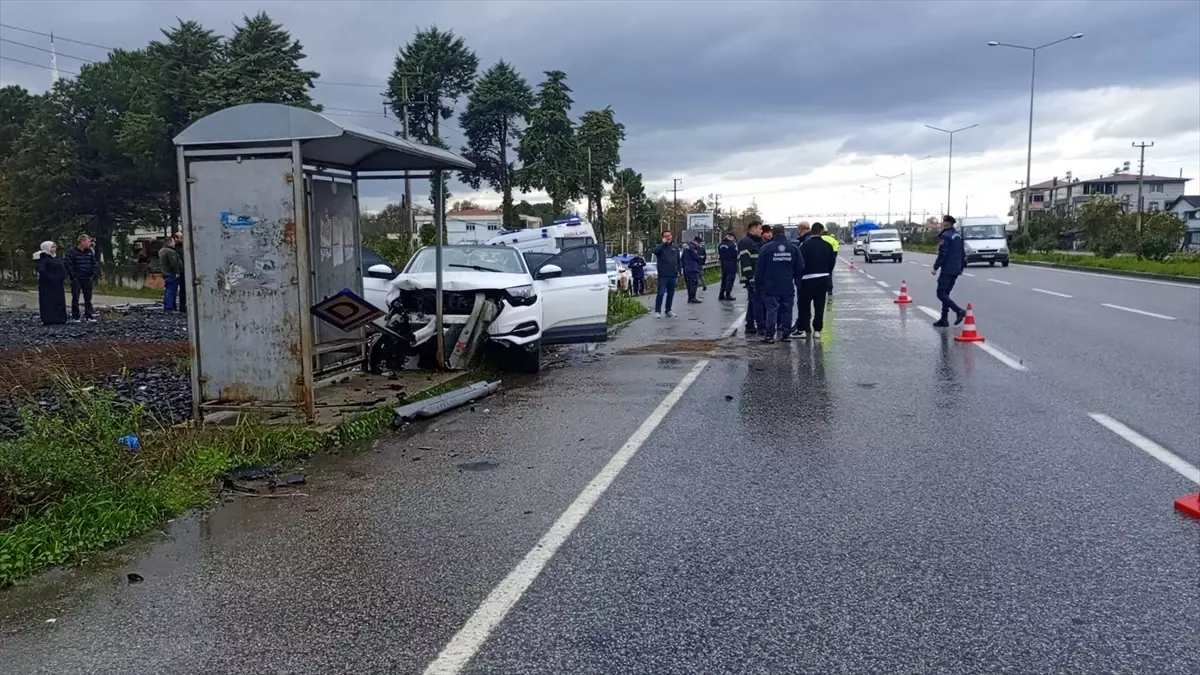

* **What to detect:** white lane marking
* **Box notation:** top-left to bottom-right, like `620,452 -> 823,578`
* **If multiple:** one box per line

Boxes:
877,281 -> 890,288
722,310 -> 748,338
892,290 -> 901,296
916,306 -> 1027,371
1101,303 -> 1176,321
1014,263 -> 1200,290
987,279 -> 1012,286
963,273 -> 976,277
422,358 -> 711,675
1031,288 -> 1072,298
921,264 -> 932,268
1088,413 -> 1200,485
864,273 -> 876,280
909,261 -> 921,266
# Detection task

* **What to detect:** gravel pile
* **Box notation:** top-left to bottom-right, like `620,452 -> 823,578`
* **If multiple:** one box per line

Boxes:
0,364 -> 192,440
0,305 -> 187,351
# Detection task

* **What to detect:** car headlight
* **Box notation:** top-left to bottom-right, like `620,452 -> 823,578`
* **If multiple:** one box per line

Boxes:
998,247 -> 1009,254
506,284 -> 534,298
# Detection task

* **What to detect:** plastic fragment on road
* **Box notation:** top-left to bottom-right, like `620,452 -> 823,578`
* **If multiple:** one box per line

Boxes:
393,380 -> 502,426
118,434 -> 140,451
1174,493 -> 1200,520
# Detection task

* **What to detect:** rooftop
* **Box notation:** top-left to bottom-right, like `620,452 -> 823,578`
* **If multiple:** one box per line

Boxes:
1011,172 -> 1191,195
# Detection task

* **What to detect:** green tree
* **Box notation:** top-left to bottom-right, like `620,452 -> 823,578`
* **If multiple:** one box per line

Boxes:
361,203 -> 410,239
388,27 -> 479,209
576,106 -> 625,227
0,85 -> 36,162
450,199 -> 481,212
457,61 -> 533,228
200,12 -> 320,116
609,167 -> 646,210
517,71 -> 580,216
515,199 -> 557,227
1077,196 -> 1125,249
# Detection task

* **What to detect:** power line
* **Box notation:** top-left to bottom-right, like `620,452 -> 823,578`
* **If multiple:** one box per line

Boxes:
0,54 -> 78,76
0,22 -> 115,51
1,36 -> 97,63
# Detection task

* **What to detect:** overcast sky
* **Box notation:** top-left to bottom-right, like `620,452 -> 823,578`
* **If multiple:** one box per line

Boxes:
1,0 -> 1198,223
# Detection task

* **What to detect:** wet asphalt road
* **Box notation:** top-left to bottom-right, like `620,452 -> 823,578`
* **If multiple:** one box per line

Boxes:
2,264 -> 1198,674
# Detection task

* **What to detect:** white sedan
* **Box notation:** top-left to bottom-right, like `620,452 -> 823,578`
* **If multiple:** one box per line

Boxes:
369,244 -> 609,374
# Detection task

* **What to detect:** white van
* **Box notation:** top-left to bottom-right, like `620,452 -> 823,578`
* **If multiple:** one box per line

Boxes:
485,215 -> 597,255
959,217 -> 1010,267
863,228 -> 903,263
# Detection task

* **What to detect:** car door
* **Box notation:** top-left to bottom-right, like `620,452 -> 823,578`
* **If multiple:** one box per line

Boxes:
531,244 -> 608,344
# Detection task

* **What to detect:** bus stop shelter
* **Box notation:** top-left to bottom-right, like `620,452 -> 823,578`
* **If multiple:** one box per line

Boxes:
173,103 -> 474,423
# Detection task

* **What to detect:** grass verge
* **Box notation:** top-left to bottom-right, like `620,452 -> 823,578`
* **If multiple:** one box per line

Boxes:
607,291 -> 647,326
900,244 -> 1199,278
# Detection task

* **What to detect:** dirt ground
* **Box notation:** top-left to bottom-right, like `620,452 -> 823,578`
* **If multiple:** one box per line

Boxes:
0,340 -> 189,398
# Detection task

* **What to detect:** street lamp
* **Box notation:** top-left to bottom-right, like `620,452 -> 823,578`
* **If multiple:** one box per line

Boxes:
875,172 -> 905,227
925,123 -> 978,217
989,33 -> 1083,229
908,155 -> 933,228
859,185 -> 880,223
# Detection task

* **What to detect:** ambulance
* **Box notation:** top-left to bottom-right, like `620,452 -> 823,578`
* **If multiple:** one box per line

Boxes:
485,215 -> 597,255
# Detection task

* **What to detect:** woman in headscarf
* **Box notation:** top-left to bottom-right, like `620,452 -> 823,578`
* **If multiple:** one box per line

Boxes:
34,241 -> 68,325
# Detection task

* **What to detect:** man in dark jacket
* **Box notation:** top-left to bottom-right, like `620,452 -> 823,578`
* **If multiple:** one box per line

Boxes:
63,234 -> 100,322
717,232 -> 738,300
793,223 -> 837,339
738,221 -> 765,335
755,225 -> 805,343
651,231 -> 681,317
159,232 -> 183,312
932,215 -> 967,327
682,236 -> 705,303
628,254 -> 646,295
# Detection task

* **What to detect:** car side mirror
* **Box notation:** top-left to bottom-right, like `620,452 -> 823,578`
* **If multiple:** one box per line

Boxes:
366,263 -> 396,279
536,263 -> 563,280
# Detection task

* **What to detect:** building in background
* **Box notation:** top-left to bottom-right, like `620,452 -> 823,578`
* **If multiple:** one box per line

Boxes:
1166,195 -> 1200,250
1010,172 -> 1192,219
415,208 -> 543,245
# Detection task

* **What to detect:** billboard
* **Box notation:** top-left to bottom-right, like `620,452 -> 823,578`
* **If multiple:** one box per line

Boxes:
686,212 -> 715,230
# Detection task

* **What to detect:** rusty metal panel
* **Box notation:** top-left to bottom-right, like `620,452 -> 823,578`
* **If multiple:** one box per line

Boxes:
308,175 -> 363,369
185,156 -> 302,404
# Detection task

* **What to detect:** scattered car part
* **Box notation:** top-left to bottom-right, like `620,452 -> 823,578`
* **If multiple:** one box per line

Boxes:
393,380 -> 502,425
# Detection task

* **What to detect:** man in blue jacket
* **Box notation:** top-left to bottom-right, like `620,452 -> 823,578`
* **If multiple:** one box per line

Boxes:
755,225 -> 805,343
682,236 -> 705,303
717,232 -> 738,300
931,214 -> 968,327
738,221 -> 765,335
63,233 -> 101,322
628,254 -> 646,295
651,231 -> 681,318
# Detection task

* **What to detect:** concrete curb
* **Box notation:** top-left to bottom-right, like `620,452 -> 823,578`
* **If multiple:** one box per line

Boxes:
1011,260 -> 1200,285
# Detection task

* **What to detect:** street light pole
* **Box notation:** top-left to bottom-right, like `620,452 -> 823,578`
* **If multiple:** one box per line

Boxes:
989,33 -> 1083,230
876,172 -> 905,227
925,124 -> 978,217
907,155 -> 932,229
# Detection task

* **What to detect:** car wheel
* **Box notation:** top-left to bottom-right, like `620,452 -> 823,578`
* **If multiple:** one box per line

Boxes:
1002,261 -> 1010,268
509,340 -> 541,374
989,261 -> 996,266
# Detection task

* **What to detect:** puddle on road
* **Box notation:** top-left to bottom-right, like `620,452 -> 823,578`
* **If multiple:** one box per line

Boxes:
617,338 -> 741,359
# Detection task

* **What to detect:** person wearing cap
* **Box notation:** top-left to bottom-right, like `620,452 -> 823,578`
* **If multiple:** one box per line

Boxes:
754,225 -> 805,343
717,231 -> 739,301
682,235 -> 705,303
738,221 -> 766,334
932,214 -> 967,327
793,223 -> 837,339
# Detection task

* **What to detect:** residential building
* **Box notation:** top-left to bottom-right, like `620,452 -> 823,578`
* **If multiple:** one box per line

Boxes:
1167,195 -> 1200,250
1009,172 -> 1192,222
414,208 -> 543,245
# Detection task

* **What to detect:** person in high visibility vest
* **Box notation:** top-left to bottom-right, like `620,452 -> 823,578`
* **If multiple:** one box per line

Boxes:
737,220 -> 765,335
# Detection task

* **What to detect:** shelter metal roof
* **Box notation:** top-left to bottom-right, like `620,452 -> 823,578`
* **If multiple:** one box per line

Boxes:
174,103 -> 474,172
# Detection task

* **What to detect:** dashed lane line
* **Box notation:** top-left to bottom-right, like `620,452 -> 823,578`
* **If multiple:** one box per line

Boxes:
1031,288 -> 1072,298
422,358 -> 712,674
877,281 -> 890,288
921,263 -> 932,268
1101,303 -> 1176,321
916,305 -> 1028,371
987,279 -> 1012,285
864,273 -> 876,280
1089,413 -> 1200,485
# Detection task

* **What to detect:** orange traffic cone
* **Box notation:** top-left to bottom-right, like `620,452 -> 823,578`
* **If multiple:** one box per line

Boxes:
954,303 -> 985,343
894,280 -> 913,304
1175,493 -> 1200,520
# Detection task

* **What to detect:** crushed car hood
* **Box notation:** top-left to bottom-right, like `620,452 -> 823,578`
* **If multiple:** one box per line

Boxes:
388,271 -> 533,292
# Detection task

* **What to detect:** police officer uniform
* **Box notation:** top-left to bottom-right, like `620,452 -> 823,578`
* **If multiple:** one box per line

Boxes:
717,235 -> 738,300
754,230 -> 805,343
932,215 -> 967,326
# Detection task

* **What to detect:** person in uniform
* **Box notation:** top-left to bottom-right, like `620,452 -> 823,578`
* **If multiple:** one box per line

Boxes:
682,236 -> 705,303
932,214 -> 967,327
754,225 -> 805,343
737,221 -> 765,335
717,232 -> 738,301
628,254 -> 646,295
817,224 -> 840,300
794,223 -> 837,339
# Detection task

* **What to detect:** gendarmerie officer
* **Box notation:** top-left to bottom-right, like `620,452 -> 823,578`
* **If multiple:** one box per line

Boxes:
717,232 -> 738,301
754,225 -> 805,343
932,214 -> 967,327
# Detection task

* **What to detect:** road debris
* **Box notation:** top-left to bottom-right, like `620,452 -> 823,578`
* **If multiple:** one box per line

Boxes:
393,380 -> 502,426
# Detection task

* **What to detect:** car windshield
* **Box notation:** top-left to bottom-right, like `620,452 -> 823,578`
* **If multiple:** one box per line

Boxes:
405,246 -> 526,274
870,232 -> 900,242
606,260 -> 618,273
962,224 -> 1006,240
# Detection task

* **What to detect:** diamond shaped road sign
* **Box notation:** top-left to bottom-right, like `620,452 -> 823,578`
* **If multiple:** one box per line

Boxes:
310,288 -> 383,332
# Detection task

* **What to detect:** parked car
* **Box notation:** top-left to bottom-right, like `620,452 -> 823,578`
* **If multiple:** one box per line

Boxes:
362,248 -> 399,311
607,258 -> 631,290
863,228 -> 903,263
370,244 -> 609,374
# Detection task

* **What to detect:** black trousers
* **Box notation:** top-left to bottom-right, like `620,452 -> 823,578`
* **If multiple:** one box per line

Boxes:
797,277 -> 829,332
178,277 -> 187,312
632,276 -> 645,295
720,263 -> 737,296
684,273 -> 700,300
936,273 -> 963,318
70,278 -> 94,319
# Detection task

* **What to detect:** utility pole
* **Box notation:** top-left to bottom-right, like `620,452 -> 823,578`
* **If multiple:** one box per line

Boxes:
876,172 -> 905,226
965,194 -> 970,218
926,124 -> 978,218
670,178 -> 682,238
625,194 -> 632,253
1133,141 -> 1153,236
711,193 -> 721,236
392,69 -> 422,242
907,155 -> 932,228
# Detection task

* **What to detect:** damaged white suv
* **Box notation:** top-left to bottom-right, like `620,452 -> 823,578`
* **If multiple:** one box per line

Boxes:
368,244 -> 609,374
